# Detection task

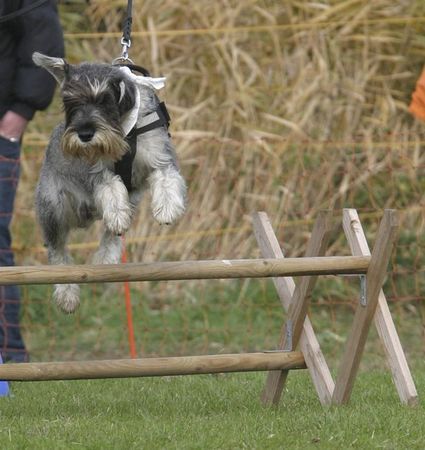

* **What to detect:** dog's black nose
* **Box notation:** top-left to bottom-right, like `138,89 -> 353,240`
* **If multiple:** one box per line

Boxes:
77,128 -> 95,143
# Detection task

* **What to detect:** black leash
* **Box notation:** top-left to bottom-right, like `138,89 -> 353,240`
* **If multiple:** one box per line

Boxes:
0,0 -> 49,23
120,0 -> 133,61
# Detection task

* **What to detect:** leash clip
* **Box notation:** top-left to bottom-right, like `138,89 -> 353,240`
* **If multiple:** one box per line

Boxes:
120,37 -> 132,61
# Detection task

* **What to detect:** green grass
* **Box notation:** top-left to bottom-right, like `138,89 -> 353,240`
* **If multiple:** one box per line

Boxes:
0,368 -> 423,449
21,278 -> 424,368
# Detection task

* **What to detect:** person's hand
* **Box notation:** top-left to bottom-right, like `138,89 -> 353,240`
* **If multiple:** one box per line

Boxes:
0,111 -> 28,141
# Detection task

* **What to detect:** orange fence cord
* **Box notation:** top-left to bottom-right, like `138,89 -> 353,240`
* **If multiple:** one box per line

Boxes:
121,236 -> 137,359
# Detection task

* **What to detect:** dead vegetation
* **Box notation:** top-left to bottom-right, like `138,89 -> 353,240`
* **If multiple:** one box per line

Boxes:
16,0 -> 425,267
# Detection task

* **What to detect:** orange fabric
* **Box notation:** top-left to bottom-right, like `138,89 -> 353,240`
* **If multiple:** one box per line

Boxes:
409,69 -> 425,121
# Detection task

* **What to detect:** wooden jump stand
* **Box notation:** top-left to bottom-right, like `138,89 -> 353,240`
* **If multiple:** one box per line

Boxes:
253,209 -> 417,406
0,209 -> 417,407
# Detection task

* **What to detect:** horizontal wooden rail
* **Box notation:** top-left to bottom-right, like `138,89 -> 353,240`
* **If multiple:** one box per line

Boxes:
0,352 -> 306,381
0,256 -> 370,286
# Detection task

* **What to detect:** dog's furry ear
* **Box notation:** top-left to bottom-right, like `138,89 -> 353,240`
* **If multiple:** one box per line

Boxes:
116,76 -> 140,136
114,77 -> 136,116
32,52 -> 69,84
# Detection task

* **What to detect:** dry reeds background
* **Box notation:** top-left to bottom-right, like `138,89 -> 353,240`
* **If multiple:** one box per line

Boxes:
11,0 -> 425,360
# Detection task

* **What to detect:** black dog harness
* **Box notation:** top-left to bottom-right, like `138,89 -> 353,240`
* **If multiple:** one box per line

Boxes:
113,64 -> 171,192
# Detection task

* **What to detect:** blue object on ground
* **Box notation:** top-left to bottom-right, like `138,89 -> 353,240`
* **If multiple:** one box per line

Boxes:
0,353 -> 10,396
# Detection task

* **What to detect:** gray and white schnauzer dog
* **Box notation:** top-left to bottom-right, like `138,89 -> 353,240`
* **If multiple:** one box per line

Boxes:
32,52 -> 187,314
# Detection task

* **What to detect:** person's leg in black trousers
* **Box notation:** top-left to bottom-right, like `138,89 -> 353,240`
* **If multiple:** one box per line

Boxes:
0,136 -> 28,362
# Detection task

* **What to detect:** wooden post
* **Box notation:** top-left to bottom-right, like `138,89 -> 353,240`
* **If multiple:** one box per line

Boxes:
342,209 -> 418,406
252,212 -> 335,405
260,210 -> 334,406
332,210 -> 399,404
0,257 -> 369,286
0,352 -> 306,381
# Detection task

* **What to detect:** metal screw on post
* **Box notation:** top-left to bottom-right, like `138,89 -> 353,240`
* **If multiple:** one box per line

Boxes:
359,275 -> 367,306
284,319 -> 293,352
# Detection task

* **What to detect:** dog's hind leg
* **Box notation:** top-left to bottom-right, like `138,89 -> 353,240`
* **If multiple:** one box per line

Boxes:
149,166 -> 186,225
92,229 -> 123,265
47,233 -> 81,314
52,275 -> 80,314
37,194 -> 81,314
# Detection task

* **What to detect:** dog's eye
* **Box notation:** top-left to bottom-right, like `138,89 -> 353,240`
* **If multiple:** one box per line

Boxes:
63,95 -> 82,110
95,92 -> 112,105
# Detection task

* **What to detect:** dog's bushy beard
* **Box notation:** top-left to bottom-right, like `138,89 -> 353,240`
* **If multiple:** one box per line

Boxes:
61,119 -> 129,165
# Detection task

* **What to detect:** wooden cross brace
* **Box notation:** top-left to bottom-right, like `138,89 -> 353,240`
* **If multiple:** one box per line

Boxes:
252,209 -> 417,407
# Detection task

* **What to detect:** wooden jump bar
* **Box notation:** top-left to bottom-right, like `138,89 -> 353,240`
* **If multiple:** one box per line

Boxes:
0,352 -> 306,381
0,256 -> 370,286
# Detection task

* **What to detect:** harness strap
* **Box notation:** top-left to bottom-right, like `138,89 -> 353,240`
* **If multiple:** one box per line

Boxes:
115,63 -> 150,77
114,134 -> 137,193
131,102 -> 170,136
114,102 -> 171,192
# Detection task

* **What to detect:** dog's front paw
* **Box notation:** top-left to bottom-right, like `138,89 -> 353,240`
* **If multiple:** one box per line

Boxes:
150,169 -> 186,225
54,284 -> 80,313
103,207 -> 132,235
152,198 -> 185,225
